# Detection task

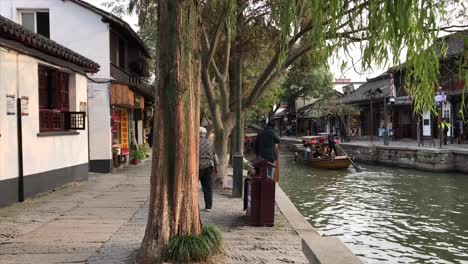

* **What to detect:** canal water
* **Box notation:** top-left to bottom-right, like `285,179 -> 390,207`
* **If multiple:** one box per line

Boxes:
278,154 -> 468,264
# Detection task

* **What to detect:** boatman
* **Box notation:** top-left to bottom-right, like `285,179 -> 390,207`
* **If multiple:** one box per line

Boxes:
255,121 -> 280,178
328,130 -> 338,159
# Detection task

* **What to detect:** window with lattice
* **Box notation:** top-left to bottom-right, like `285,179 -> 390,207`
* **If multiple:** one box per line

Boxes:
38,66 -> 69,132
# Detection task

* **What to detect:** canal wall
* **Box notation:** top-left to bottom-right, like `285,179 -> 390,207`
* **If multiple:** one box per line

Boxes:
280,138 -> 468,173
339,144 -> 468,173
275,186 -> 362,264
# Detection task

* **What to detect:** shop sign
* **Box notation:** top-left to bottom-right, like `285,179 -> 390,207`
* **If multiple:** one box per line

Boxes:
21,96 -> 29,116
112,111 -> 119,133
6,94 -> 15,115
121,110 -> 129,149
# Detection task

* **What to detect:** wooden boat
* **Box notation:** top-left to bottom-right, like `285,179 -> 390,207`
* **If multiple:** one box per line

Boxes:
296,135 -> 356,171
295,153 -> 351,170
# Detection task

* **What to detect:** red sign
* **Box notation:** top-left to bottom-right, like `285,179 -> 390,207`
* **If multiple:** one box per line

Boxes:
335,78 -> 352,84
121,111 -> 129,149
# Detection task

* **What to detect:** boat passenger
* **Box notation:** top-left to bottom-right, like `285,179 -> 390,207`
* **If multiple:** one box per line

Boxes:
304,144 -> 312,159
312,145 -> 322,158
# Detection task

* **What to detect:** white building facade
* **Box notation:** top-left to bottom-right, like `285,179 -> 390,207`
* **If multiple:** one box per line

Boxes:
0,15 -> 99,205
0,0 -> 153,173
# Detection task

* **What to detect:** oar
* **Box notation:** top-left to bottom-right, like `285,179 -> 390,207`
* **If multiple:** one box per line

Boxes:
336,144 -> 361,172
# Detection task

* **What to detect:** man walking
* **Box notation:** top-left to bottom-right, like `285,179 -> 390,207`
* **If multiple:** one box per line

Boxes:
199,127 -> 218,212
442,118 -> 450,145
255,121 -> 280,178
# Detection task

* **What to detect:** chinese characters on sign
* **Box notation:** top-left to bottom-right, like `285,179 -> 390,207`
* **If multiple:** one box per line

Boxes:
112,111 -> 119,133
121,110 -> 129,150
21,96 -> 29,116
6,94 -> 15,115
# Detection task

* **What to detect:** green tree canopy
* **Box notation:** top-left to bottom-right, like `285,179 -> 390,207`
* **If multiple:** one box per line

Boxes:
281,54 -> 334,106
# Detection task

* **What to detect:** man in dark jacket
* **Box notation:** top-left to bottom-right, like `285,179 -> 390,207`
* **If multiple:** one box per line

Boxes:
328,130 -> 337,158
255,121 -> 280,178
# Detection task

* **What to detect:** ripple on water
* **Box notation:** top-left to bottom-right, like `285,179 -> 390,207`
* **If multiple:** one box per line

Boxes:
279,155 -> 468,264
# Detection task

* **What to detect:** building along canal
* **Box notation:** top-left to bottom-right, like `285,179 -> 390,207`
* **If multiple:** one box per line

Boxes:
278,154 -> 468,264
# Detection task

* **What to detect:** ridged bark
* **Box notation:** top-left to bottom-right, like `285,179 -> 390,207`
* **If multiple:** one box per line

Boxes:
138,1 -> 201,263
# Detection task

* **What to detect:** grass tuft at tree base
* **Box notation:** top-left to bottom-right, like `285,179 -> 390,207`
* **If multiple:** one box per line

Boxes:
165,225 -> 223,263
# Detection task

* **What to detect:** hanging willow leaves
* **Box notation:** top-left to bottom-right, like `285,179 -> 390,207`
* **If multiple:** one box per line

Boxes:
265,0 -> 451,114
120,0 -> 463,115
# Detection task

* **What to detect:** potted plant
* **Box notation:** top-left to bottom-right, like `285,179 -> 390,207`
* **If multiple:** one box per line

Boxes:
130,150 -> 139,165
130,149 -> 145,165
139,144 -> 150,158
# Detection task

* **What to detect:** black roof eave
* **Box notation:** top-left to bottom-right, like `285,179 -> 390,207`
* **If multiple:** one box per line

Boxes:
1,37 -> 92,74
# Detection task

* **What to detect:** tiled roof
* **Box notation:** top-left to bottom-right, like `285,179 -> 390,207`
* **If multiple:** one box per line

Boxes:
441,30 -> 467,58
0,15 -> 99,73
69,0 -> 151,58
341,74 -> 392,104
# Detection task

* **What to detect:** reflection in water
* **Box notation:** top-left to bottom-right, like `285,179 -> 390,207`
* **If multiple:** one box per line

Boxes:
279,154 -> 468,264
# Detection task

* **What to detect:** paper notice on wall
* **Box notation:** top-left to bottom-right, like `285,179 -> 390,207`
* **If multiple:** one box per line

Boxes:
80,102 -> 87,112
6,94 -> 15,115
21,96 -> 29,116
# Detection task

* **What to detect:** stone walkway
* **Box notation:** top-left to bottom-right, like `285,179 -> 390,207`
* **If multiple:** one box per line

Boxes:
0,161 -> 307,264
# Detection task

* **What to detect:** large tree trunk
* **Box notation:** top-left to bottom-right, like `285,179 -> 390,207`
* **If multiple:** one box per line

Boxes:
138,1 -> 201,263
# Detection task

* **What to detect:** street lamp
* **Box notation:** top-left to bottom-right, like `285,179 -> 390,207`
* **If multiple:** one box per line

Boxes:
232,51 -> 243,198
435,87 -> 447,148
383,96 -> 395,145
367,88 -> 383,142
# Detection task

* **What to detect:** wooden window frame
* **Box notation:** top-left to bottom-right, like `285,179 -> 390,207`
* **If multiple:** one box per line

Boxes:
38,66 -> 70,132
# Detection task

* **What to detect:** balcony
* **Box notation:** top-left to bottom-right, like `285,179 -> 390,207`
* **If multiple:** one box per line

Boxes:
110,63 -> 145,86
110,63 -> 154,101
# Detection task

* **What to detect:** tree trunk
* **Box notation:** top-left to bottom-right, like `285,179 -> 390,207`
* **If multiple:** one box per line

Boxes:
138,1 -> 201,263
214,127 -> 231,188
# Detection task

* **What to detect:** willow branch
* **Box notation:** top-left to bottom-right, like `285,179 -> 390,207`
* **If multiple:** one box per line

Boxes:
205,17 -> 224,70
247,44 -> 313,108
201,63 -> 224,131
217,24 -> 231,114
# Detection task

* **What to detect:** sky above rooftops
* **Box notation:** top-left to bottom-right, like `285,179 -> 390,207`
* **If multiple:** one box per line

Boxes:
84,0 -> 465,87
84,0 -> 384,84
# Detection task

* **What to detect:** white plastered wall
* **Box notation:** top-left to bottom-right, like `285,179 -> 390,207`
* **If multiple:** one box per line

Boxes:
0,48 -> 89,180
0,0 -> 110,78
88,82 -> 112,161
0,48 -> 19,181
0,0 -> 114,163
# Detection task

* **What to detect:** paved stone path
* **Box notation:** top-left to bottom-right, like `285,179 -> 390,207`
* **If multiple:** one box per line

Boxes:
0,161 -> 307,264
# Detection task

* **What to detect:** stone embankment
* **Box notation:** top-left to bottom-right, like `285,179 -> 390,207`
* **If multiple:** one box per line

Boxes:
281,137 -> 468,173
340,143 -> 468,173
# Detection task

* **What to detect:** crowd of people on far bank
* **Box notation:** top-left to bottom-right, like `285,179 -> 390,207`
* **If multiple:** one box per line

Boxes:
442,116 -> 464,145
